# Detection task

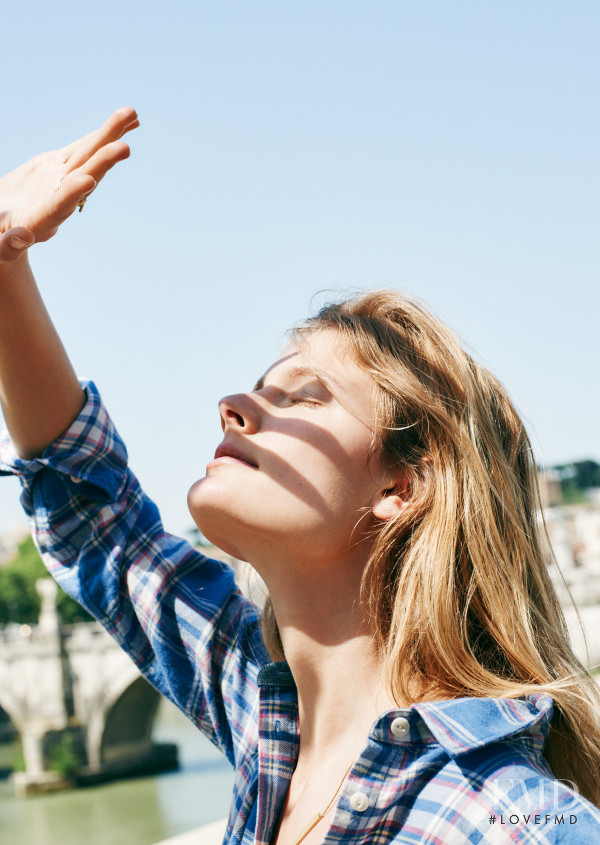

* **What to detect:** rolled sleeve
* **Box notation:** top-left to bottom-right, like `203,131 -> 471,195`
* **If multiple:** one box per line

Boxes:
0,380 -> 128,505
0,381 -> 268,767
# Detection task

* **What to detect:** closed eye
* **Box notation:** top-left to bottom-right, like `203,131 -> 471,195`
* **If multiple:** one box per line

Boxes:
289,394 -> 321,407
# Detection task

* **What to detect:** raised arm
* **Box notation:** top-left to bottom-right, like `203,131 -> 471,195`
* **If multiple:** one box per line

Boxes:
0,107 -> 139,458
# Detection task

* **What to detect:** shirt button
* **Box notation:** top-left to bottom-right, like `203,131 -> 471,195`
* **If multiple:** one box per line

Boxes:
349,792 -> 369,812
390,716 -> 410,739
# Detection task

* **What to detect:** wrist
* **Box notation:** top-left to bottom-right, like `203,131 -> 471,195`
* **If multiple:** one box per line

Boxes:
0,251 -> 33,288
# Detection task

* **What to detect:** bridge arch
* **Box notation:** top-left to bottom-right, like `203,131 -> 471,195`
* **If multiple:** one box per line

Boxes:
100,675 -> 160,764
0,704 -> 19,776
0,621 -> 178,788
83,651 -> 168,772
0,687 -> 23,733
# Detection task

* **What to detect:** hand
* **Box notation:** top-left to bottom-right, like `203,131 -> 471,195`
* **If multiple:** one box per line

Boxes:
0,107 -> 139,263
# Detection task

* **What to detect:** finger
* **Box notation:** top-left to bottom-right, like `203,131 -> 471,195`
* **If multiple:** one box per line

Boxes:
32,174 -> 97,235
39,144 -> 129,234
61,107 -> 138,171
0,227 -> 35,263
55,174 -> 96,218
117,114 -> 140,139
62,107 -> 138,158
33,140 -> 129,239
69,141 -> 131,188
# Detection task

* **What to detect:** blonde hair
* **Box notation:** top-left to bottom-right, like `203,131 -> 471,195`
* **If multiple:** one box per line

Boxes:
261,290 -> 600,804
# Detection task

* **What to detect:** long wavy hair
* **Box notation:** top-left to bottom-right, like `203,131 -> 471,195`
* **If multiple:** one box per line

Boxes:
261,290 -> 600,805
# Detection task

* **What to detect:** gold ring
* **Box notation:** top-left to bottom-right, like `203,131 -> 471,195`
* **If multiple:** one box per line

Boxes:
76,197 -> 87,212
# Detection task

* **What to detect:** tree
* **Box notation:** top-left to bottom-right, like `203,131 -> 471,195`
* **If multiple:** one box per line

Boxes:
0,536 -> 92,626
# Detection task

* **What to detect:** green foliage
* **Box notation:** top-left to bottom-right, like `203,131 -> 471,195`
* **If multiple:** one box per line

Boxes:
0,536 -> 92,626
560,484 -> 589,505
0,536 -> 45,625
568,460 -> 600,490
543,459 -> 600,504
555,460 -> 600,493
47,733 -> 81,778
56,587 -> 93,625
11,744 -> 25,773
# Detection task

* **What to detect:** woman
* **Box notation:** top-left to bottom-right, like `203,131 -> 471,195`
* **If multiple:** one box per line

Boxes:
0,109 -> 599,844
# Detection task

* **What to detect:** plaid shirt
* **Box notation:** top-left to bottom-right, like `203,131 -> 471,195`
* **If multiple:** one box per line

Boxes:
2,381 -> 599,844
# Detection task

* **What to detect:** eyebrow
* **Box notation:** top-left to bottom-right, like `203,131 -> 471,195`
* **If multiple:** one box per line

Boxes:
253,365 -> 330,393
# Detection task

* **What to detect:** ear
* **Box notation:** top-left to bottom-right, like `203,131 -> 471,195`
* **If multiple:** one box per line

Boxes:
371,472 -> 412,521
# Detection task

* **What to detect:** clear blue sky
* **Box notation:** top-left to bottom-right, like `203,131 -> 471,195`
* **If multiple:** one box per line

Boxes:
1,2 -> 599,538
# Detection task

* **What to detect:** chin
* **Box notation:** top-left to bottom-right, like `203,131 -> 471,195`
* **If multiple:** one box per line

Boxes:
187,478 -> 248,561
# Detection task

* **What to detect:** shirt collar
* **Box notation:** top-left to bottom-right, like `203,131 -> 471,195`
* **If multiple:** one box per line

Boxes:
256,660 -> 296,688
257,660 -> 553,758
411,693 -> 553,757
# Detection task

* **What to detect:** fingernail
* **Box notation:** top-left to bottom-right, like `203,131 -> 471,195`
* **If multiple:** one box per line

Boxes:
9,236 -> 30,250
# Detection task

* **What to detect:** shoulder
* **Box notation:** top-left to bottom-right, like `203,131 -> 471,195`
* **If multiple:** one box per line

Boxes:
396,747 -> 600,844
470,747 -> 600,839
406,694 -> 600,842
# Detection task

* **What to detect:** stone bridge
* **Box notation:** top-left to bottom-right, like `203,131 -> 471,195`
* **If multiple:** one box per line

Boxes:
0,579 -> 176,795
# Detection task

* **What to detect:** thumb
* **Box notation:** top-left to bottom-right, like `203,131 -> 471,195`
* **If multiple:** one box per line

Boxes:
0,227 -> 36,263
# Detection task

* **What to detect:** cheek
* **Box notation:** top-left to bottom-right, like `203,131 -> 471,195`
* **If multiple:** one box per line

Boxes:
185,429 -> 379,556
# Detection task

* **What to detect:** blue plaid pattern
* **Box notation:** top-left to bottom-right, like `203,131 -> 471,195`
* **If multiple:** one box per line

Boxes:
2,381 -> 599,844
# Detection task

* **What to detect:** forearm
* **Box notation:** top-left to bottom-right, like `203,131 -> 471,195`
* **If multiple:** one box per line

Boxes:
0,254 -> 85,458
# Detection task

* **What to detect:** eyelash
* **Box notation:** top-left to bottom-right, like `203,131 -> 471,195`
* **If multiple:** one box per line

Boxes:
289,395 -> 320,407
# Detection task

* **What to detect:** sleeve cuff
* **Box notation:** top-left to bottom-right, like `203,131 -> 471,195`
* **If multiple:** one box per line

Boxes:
0,380 -> 128,502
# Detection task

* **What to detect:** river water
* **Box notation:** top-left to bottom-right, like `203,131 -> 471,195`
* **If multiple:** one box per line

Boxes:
0,699 -> 234,845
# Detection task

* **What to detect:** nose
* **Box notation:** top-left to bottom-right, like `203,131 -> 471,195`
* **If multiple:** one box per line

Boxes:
218,393 -> 260,433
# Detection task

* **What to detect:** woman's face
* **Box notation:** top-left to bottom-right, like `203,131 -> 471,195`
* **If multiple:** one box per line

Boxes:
188,330 -> 393,568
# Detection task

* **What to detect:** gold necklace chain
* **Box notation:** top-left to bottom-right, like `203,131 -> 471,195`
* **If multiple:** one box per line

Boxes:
293,761 -> 354,845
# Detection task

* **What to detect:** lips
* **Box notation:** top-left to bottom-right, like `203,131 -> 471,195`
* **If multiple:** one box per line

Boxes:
213,442 -> 258,469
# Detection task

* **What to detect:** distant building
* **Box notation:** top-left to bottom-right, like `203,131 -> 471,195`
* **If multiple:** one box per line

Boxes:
543,494 -> 600,607
538,469 -> 562,509
0,524 -> 29,566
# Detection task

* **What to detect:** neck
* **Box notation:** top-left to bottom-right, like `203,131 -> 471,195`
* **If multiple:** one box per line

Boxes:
284,628 -> 397,762
253,541 -> 401,765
